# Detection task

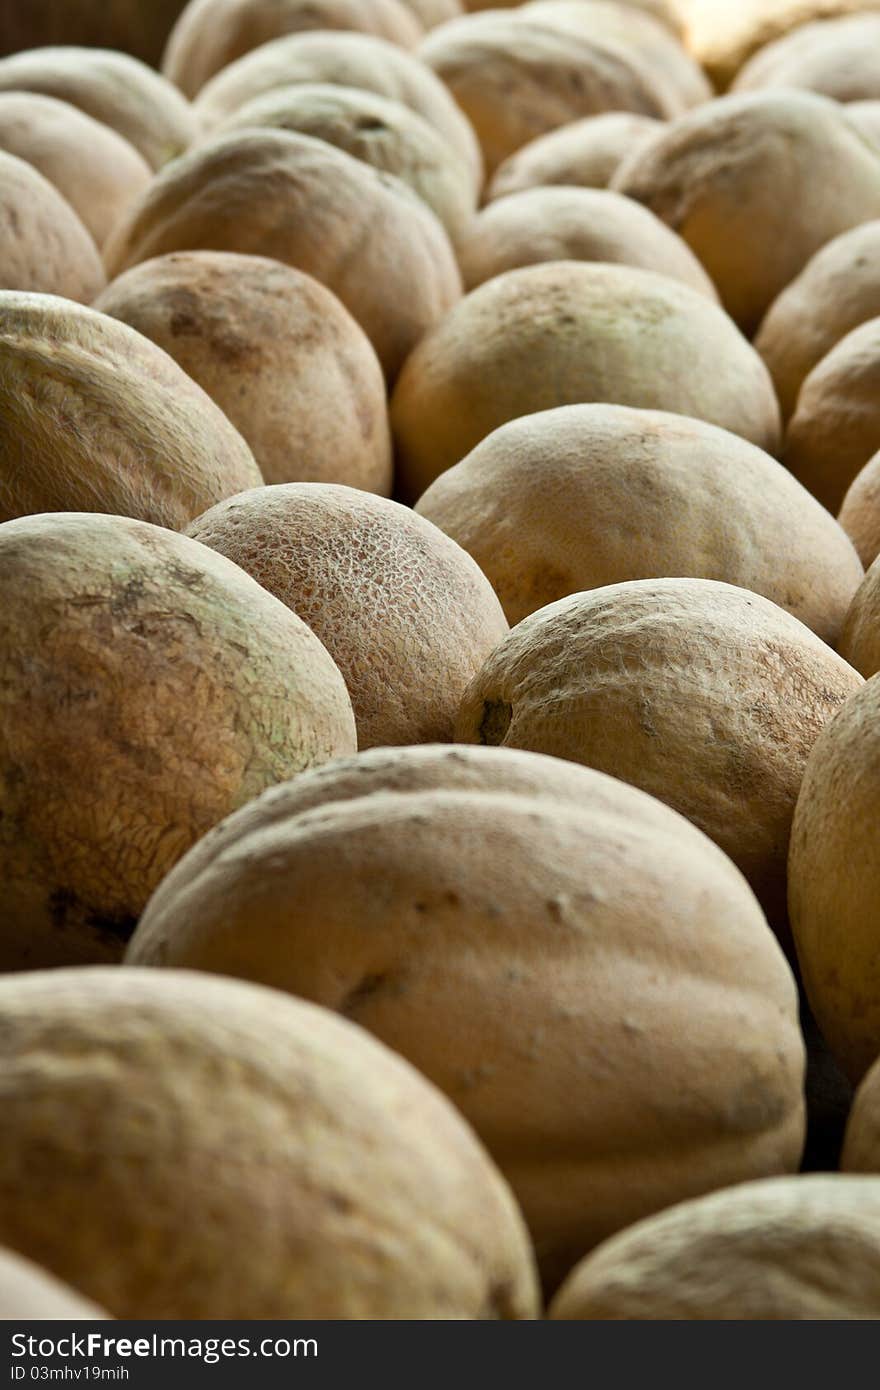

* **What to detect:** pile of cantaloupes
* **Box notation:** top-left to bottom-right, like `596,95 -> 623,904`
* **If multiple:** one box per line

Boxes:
4,0 -> 880,1322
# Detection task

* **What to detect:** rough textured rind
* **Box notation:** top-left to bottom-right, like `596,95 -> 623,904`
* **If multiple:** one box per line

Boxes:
550,1175 -> 880,1319
94,254 -> 392,495
679,0 -> 880,92
0,967 -> 539,1319
732,14 -> 880,104
104,129 -> 462,384
128,743 -> 805,1290
755,221 -> 880,424
415,405 -> 862,642
613,90 -> 880,336
455,577 -> 863,939
418,10 -> 682,176
0,512 -> 356,970
0,154 -> 105,304
192,31 -> 482,190
0,291 -> 263,528
186,484 -> 508,748
839,449 -> 880,568
0,47 -> 197,171
0,1250 -> 110,1321
0,1 -> 189,68
789,674 -> 880,1081
784,318 -> 880,514
213,84 -> 476,244
0,93 -> 150,252
390,261 -> 782,502
839,560 -> 880,675
520,2 -> 710,109
163,0 -> 423,99
457,187 -> 718,296
487,113 -> 665,200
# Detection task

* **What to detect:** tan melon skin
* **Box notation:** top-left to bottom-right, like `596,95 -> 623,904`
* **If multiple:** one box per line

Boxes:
390,261 -> 782,503
186,484 -> 508,748
842,1055 -> 880,1170
0,513 -> 356,971
0,1 -> 189,68
0,968 -> 538,1319
839,450 -> 880,568
462,0 -> 684,37
0,292 -> 262,528
755,221 -> 880,425
403,0 -> 462,23
847,100 -> 880,147
414,405 -> 863,642
0,48 -> 197,172
613,90 -> 880,337
0,93 -> 150,253
128,744 -> 805,1290
487,113 -> 665,200
457,187 -> 717,297
838,548 -> 880,676
213,84 -> 477,245
193,31 -> 483,192
784,318 -> 880,515
455,578 -> 863,939
104,129 -> 462,384
0,154 -> 105,304
418,11 -> 682,178
732,14 -> 880,105
94,254 -> 392,495
789,675 -> 880,1082
519,2 -> 711,109
0,1249 -> 110,1320
551,1175 -> 880,1320
163,0 -> 423,100
679,0 -> 880,92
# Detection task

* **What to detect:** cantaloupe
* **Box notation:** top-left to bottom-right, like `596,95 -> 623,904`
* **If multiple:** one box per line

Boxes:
0,291 -> 262,526
839,450 -> 880,567
455,577 -> 862,937
162,0 -> 423,100
755,221 -> 880,423
192,30 -> 482,189
0,153 -> 105,302
186,484 -> 508,748
487,113 -> 665,200
212,83 -> 476,244
390,261 -> 781,501
0,512 -> 356,969
104,129 -> 462,383
0,93 -> 150,252
783,318 -> 880,513
679,0 -> 880,93
414,405 -> 862,642
455,187 -> 717,296
789,672 -> 880,1081
550,1176 -> 880,1319
731,13 -> 880,103
0,967 -> 539,1317
613,90 -> 880,336
0,47 -> 197,170
418,9 -> 681,176
94,254 -> 392,494
127,744 -> 805,1289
